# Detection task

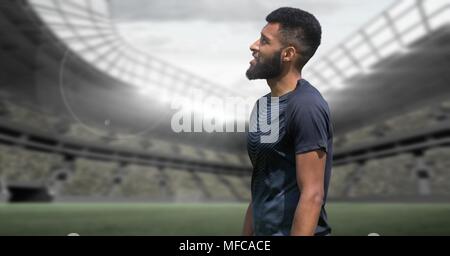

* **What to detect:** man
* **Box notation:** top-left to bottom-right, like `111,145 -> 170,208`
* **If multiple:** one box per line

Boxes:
242,7 -> 333,236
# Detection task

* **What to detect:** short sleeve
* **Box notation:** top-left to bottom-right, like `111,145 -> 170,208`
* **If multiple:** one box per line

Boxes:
289,99 -> 330,155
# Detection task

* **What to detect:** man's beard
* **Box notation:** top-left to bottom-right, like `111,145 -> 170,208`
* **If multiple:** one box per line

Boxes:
246,50 -> 282,80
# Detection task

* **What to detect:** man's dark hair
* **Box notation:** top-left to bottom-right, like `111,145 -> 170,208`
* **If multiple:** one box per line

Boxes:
266,7 -> 322,68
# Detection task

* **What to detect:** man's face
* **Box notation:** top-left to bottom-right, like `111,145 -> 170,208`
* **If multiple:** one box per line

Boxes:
246,23 -> 284,80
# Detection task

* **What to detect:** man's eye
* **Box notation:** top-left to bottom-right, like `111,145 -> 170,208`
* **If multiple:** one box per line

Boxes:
260,37 -> 267,44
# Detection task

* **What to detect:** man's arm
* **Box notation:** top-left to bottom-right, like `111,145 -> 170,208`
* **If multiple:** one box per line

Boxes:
291,150 -> 326,236
242,201 -> 254,236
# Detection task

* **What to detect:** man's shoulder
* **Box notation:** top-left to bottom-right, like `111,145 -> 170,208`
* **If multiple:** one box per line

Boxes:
253,92 -> 271,102
289,80 -> 329,110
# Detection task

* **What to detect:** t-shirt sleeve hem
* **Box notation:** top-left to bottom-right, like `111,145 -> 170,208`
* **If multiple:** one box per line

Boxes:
295,142 -> 328,155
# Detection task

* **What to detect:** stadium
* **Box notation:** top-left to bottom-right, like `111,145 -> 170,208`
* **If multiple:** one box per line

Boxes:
0,0 -> 450,236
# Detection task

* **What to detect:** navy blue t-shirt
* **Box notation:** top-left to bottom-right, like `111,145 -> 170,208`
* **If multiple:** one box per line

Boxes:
247,78 -> 333,236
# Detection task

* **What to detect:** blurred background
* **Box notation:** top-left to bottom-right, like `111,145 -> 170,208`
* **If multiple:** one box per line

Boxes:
1,0 -> 450,235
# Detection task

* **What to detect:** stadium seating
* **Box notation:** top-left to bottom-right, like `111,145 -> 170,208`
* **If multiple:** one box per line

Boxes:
328,163 -> 358,198
3,95 -> 450,201
337,102 -> 450,149
0,96 -> 253,201
0,97 -> 250,165
63,122 -> 111,144
178,144 -> 202,160
148,138 -> 175,155
348,154 -> 418,198
424,147 -> 450,196
193,171 -> 237,201
165,168 -> 205,202
218,173 -> 251,201
201,148 -> 223,163
111,164 -> 163,199
0,99 -> 60,134
220,152 -> 243,166
0,144 -> 62,185
4,86 -> 450,202
343,125 -> 379,147
108,135 -> 148,151
384,107 -> 436,135
60,158 -> 116,196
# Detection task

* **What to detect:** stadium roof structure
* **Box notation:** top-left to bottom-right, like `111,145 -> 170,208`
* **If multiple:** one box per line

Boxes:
25,0 -> 450,135
305,0 -> 450,133
28,0 -> 241,120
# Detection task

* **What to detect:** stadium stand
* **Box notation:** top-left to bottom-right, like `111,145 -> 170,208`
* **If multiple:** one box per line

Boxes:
424,147 -> 450,196
165,168 -> 205,202
195,171 -> 237,201
339,100 -> 450,149
60,158 -> 116,197
201,148 -> 223,163
63,122 -> 110,144
178,144 -> 202,160
0,144 -> 62,186
220,152 -> 244,166
348,154 -> 417,198
328,163 -> 358,199
0,98 -> 59,134
111,164 -> 163,200
218,173 -> 251,201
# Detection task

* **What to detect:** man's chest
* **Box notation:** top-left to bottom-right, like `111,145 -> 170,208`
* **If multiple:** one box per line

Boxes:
247,112 -> 293,163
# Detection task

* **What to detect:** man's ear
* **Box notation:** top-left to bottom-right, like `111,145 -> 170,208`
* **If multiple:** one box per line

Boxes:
282,46 -> 297,62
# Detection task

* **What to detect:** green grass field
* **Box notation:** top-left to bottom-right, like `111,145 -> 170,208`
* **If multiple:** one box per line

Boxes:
0,202 -> 449,236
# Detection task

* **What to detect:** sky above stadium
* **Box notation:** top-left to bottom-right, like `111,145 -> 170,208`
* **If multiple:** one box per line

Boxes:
111,0 -> 395,96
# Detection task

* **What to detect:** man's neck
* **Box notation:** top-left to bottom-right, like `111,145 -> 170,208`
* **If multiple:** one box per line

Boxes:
267,71 -> 302,97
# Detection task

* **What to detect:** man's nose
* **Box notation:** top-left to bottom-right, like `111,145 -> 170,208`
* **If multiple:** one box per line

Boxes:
249,39 -> 259,52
